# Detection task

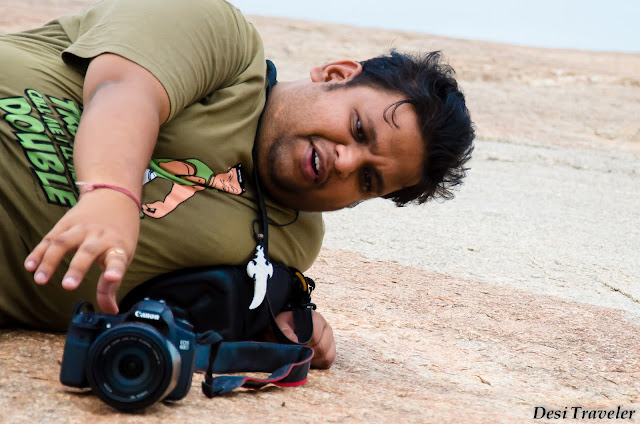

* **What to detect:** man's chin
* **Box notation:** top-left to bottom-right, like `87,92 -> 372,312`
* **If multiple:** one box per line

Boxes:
259,172 -> 345,212
271,193 -> 315,212
263,188 -> 327,212
261,182 -> 300,209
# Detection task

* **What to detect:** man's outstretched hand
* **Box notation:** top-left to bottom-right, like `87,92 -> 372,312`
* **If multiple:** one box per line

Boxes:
24,190 -> 140,314
273,310 -> 336,369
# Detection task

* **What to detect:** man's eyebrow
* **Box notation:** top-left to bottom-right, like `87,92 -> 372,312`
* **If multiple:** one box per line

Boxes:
383,102 -> 403,129
364,112 -> 384,195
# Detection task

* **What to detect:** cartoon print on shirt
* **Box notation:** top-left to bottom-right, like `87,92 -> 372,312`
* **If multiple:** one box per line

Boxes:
142,158 -> 244,219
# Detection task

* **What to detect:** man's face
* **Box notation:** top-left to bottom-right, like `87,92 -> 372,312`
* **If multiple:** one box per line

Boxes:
256,61 -> 424,212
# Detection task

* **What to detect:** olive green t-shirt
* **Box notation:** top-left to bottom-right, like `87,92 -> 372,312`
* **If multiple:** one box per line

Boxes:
0,0 -> 324,330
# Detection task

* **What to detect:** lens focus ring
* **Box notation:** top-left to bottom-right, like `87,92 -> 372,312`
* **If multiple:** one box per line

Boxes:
86,323 -> 181,411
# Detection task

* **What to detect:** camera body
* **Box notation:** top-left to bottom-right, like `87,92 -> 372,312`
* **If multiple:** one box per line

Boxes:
60,299 -> 196,411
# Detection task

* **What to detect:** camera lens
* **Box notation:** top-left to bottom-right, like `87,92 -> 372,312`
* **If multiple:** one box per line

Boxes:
112,348 -> 149,385
118,353 -> 144,380
86,323 -> 181,411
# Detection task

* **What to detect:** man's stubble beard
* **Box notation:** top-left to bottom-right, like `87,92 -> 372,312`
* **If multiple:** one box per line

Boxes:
263,134 -> 300,195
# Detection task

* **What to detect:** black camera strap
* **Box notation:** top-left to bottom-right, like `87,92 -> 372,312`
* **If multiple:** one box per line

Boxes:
197,60 -> 316,396
197,331 -> 313,396
250,59 -> 314,347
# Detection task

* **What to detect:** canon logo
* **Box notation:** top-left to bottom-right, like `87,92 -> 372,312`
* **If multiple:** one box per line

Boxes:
134,310 -> 160,320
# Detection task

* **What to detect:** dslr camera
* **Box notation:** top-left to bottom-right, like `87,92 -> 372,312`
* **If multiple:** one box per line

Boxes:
60,299 -> 196,411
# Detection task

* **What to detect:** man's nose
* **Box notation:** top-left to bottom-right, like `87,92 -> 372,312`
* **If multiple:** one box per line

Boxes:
334,144 -> 364,178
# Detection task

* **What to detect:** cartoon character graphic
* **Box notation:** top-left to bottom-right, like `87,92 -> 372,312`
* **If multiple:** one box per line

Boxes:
142,159 -> 244,219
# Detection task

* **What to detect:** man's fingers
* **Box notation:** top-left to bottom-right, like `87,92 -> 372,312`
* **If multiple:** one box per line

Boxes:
309,312 -> 336,369
273,311 -> 336,368
95,248 -> 129,313
61,238 -> 105,290
279,324 -> 299,343
274,311 -> 299,343
62,243 -> 128,292
310,326 -> 336,369
96,273 -> 121,314
102,248 -> 128,280
24,241 -> 47,272
27,227 -> 83,285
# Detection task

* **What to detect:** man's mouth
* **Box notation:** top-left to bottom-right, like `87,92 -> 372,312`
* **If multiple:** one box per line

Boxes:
312,149 -> 320,176
305,140 -> 325,184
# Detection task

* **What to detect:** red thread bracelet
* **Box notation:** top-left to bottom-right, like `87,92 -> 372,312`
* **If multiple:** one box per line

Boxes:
77,182 -> 142,212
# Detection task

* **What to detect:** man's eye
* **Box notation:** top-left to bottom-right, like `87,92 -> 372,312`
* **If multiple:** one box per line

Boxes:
363,168 -> 373,192
356,118 -> 366,142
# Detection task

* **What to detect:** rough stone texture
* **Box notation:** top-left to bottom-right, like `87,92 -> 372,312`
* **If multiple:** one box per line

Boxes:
1,1 -> 639,423
2,249 -> 640,423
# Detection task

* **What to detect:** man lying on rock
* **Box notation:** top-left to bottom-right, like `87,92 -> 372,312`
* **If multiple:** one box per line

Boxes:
0,0 -> 474,369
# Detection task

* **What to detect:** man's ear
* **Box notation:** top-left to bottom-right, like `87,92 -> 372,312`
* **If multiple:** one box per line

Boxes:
310,60 -> 363,83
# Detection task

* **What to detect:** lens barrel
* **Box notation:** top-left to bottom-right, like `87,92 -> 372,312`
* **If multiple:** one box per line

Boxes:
86,323 -> 181,411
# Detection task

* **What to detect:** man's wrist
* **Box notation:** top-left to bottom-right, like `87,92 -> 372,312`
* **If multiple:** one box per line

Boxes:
76,182 -> 142,212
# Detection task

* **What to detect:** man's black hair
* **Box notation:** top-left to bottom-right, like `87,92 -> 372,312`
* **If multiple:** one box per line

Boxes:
342,50 -> 475,206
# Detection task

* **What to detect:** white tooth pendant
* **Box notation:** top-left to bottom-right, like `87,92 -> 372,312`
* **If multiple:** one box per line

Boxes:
246,245 -> 273,309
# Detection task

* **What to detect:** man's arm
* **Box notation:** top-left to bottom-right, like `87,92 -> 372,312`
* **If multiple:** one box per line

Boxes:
24,53 -> 170,314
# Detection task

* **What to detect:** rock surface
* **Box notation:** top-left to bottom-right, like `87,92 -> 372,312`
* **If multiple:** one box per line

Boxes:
1,1 -> 639,423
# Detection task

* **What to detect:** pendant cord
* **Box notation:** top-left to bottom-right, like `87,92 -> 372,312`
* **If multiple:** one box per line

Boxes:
251,60 -> 279,257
